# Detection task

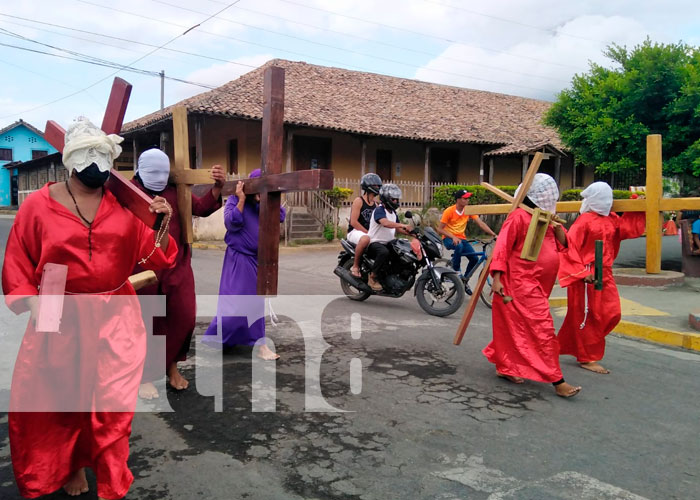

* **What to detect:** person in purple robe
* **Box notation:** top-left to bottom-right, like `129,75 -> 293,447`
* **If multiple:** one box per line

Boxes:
205,168 -> 285,360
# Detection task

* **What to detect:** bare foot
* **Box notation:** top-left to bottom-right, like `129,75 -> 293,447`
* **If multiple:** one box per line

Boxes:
257,344 -> 280,361
497,372 -> 524,384
138,382 -> 159,400
555,382 -> 582,398
350,265 -> 361,277
63,468 -> 88,496
579,361 -> 610,374
167,363 -> 189,390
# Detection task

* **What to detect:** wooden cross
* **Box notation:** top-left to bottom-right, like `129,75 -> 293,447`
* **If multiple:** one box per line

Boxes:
453,152 -> 545,345
182,66 -> 333,295
44,77 -> 163,230
459,135 -> 700,274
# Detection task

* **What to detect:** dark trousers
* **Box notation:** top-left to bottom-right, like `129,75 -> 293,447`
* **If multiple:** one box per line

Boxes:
367,242 -> 392,273
443,238 -> 478,276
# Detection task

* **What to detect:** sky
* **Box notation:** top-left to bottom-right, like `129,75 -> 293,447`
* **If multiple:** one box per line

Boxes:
0,0 -> 699,130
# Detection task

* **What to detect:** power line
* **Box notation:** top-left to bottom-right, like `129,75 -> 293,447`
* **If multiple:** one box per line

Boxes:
76,0 -> 559,94
421,0 -> 606,43
0,29 -> 217,88
269,0 -> 587,69
0,40 -> 217,89
0,13 -> 258,69
0,0 -> 240,120
203,0 -> 586,70
153,0 -> 570,84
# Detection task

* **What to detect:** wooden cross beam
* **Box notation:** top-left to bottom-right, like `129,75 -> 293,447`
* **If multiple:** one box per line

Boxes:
180,66 -> 333,295
459,135 -> 700,273
453,152 -> 545,345
44,77 -> 163,230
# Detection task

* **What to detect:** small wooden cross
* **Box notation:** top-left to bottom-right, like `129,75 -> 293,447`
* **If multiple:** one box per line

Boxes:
182,66 -> 334,295
44,78 -> 163,230
453,152 -> 545,345
460,135 -> 700,274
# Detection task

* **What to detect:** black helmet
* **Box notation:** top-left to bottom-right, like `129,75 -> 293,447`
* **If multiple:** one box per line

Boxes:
360,173 -> 383,195
379,183 -> 402,211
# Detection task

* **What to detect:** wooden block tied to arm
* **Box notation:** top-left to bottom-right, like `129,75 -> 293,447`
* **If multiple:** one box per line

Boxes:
36,263 -> 68,333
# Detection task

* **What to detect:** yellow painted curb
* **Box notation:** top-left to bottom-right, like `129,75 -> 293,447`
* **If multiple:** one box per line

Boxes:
549,297 -> 567,308
549,297 -> 700,352
613,321 -> 700,351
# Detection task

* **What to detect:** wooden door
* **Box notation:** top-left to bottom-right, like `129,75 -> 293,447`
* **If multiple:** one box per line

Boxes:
376,149 -> 392,181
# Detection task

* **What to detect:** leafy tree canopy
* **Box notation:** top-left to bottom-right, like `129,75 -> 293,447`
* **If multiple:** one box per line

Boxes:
545,39 -> 700,179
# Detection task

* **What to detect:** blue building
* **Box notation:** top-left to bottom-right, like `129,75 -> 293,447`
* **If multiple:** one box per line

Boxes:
0,119 -> 57,206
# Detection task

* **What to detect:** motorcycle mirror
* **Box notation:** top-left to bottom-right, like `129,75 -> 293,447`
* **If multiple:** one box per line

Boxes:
404,211 -> 413,219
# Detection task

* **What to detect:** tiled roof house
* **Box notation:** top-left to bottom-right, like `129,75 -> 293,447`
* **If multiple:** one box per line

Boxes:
121,59 -> 590,203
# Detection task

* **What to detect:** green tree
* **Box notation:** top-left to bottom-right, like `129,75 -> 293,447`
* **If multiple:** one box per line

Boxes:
545,39 -> 700,183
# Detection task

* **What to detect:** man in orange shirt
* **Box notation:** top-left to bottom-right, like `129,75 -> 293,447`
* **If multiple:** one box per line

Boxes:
437,189 -> 496,293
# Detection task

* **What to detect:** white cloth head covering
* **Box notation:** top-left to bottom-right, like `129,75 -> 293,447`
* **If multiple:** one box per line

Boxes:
514,173 -> 559,213
137,148 -> 171,192
62,116 -> 123,173
580,181 -> 613,216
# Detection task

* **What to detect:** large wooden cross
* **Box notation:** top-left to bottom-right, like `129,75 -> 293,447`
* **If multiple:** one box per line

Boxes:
44,77 -> 163,230
459,135 -> 700,273
453,152 -> 545,345
180,66 -> 334,295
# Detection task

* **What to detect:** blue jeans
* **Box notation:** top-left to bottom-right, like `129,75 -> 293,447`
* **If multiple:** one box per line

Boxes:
443,238 -> 478,276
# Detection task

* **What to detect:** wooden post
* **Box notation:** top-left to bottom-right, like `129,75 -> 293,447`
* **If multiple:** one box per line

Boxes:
361,139 -> 367,177
554,156 -> 561,186
194,116 -> 203,169
172,106 -> 195,244
478,149 -> 484,183
646,134 -> 663,274
132,139 -> 138,172
521,154 -> 528,181
258,66 -> 285,296
159,131 -> 169,152
285,129 -> 293,173
488,158 -> 494,185
423,144 -> 430,207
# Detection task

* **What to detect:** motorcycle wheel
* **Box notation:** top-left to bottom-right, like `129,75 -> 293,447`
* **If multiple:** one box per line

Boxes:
339,259 -> 371,301
415,272 -> 465,317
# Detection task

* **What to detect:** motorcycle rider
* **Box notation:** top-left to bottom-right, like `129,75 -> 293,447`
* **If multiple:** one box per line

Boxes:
347,173 -> 383,277
366,183 -> 412,291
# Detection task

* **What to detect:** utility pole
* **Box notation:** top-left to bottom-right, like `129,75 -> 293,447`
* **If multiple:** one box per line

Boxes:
160,70 -> 165,110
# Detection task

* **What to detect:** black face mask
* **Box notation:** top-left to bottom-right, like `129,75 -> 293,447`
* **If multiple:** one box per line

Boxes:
74,163 -> 110,188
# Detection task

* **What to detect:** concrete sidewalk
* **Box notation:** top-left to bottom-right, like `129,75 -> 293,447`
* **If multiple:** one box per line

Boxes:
550,282 -> 700,351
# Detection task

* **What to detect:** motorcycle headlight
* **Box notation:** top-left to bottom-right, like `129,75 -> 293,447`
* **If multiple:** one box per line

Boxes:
437,242 -> 444,256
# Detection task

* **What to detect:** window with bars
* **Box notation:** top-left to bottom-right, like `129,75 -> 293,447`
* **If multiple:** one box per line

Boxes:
32,150 -> 48,160
0,148 -> 12,161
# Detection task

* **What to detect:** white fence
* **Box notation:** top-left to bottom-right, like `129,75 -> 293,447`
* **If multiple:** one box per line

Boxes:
332,178 -> 451,208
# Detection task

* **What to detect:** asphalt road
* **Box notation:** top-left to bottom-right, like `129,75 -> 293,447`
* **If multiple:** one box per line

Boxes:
0,217 -> 698,499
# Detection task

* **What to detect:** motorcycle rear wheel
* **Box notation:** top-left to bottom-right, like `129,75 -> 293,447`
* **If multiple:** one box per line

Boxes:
339,259 -> 371,301
415,272 -> 465,317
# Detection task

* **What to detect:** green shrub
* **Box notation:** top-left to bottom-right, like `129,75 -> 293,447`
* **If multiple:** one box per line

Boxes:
560,189 -> 633,201
323,222 -> 336,241
324,187 -> 354,207
431,185 -> 517,209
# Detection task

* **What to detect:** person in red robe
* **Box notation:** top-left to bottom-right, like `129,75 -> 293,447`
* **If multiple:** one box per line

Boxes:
2,117 -> 177,499
663,212 -> 678,236
483,173 -> 581,398
557,182 -> 645,374
131,148 -> 224,399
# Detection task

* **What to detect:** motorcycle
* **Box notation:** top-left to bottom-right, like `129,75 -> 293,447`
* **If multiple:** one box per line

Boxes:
333,211 -> 465,317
